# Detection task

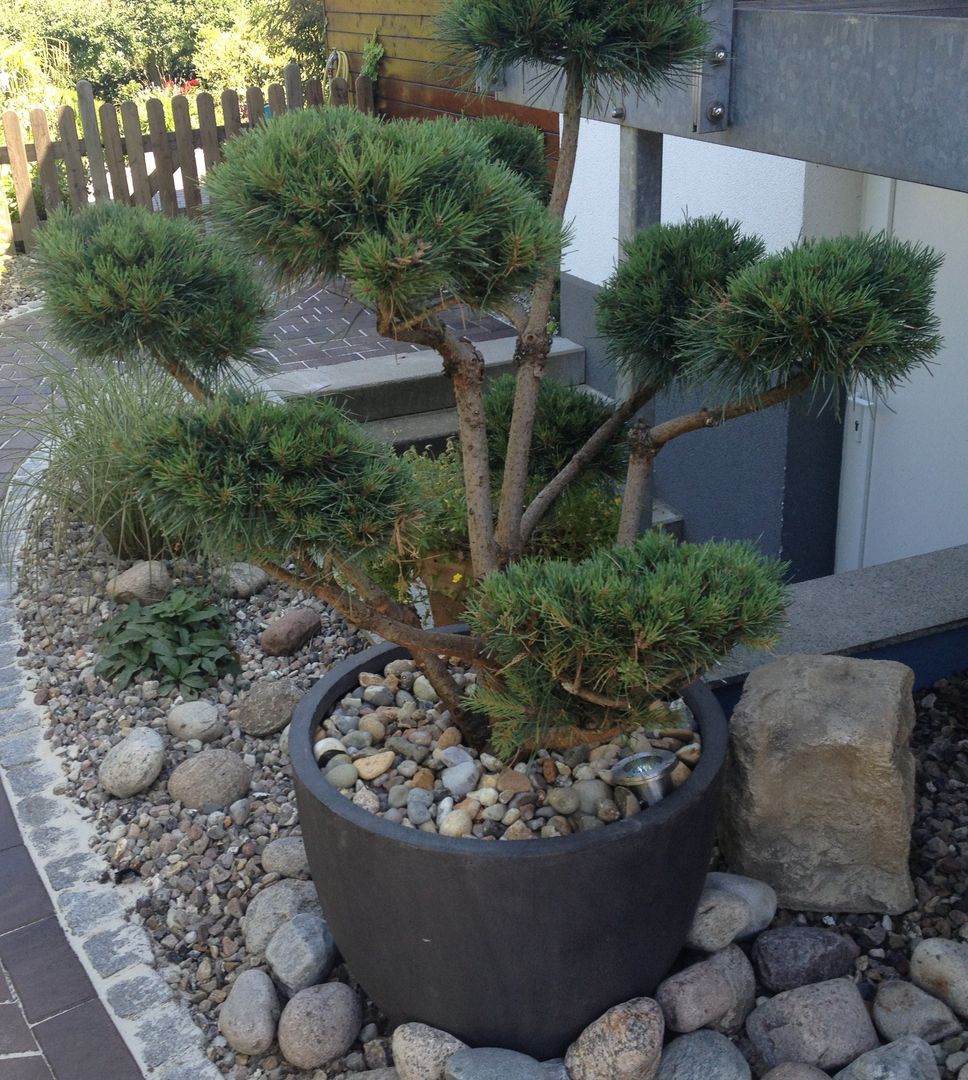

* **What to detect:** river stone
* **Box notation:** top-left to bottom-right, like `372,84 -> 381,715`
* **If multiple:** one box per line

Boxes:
687,873 -> 777,951
262,836 -> 310,878
572,779 -> 613,816
218,968 -> 280,1055
753,927 -> 859,992
832,1035 -> 941,1079
242,879 -> 321,956
167,748 -> 251,810
565,997 -> 664,1080
910,938 -> 968,1017
260,608 -> 321,656
705,946 -> 756,1034
266,912 -> 336,995
657,957 -> 736,1034
278,982 -> 361,1069
762,1068 -> 830,1080
219,562 -> 269,598
547,787 -> 581,816
873,980 -> 960,1043
106,560 -> 172,604
166,701 -> 223,743
392,1023 -> 467,1080
445,1047 -> 546,1079
745,979 -> 879,1072
719,655 -> 915,913
98,728 -> 165,798
237,678 -> 303,737
656,1030 -> 751,1079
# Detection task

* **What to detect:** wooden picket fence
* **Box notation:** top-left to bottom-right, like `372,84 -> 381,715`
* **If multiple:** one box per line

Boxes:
0,63 -> 374,257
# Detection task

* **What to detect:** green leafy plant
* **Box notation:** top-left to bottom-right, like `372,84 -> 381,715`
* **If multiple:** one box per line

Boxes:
360,30 -> 384,82
95,587 -> 239,697
468,116 -> 551,203
31,203 -> 271,399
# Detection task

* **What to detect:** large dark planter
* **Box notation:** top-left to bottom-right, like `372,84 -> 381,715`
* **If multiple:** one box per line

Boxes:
290,637 -> 728,1060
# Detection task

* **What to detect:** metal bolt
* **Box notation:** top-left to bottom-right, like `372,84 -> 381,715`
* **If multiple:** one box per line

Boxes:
706,100 -> 726,123
611,105 -> 626,121
711,45 -> 728,65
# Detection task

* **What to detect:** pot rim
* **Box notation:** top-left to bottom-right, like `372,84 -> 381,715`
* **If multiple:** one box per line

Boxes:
290,629 -> 728,861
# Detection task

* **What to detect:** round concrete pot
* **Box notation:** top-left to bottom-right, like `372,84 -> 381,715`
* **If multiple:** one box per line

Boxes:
290,636 -> 728,1059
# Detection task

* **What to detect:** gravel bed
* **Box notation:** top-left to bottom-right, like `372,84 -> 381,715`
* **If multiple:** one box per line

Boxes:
12,515 -> 968,1077
0,256 -> 42,319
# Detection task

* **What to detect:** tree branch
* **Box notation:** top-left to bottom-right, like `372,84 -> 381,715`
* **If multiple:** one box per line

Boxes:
616,423 -> 655,545
520,381 -> 656,545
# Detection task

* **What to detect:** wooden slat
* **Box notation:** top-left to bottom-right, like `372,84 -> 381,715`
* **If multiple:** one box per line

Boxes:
0,167 -> 14,256
146,98 -> 178,215
3,113 -> 40,247
99,103 -> 128,203
267,83 -> 287,116
326,0 -> 439,16
284,62 -> 303,111
304,78 -> 324,108
331,77 -> 350,107
196,92 -> 222,172
170,95 -> 200,217
28,109 -> 62,214
355,75 -> 375,115
76,79 -> 110,202
119,101 -> 151,207
55,106 -> 88,212
221,90 -> 242,140
245,86 -> 265,128
325,10 -> 437,35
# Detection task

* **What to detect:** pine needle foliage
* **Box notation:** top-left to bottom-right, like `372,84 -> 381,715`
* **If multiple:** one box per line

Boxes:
121,394 -> 415,566
32,204 -> 271,386
436,0 -> 710,104
596,216 -> 765,391
203,108 -> 561,329
469,116 -> 551,203
465,531 -> 788,756
680,232 -> 944,402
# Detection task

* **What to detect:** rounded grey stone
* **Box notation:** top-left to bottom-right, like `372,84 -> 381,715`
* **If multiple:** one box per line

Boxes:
219,562 -> 269,598
547,787 -> 581,816
242,879 -> 321,956
753,927 -> 858,992
167,748 -> 251,810
326,762 -> 360,789
166,701 -> 223,743
218,968 -> 279,1055
657,959 -> 735,1033
873,979 -> 961,1044
911,938 -> 968,1018
412,675 -> 438,702
392,1023 -> 467,1080
762,1066 -> 830,1080
363,685 -> 396,708
278,982 -> 361,1070
266,912 -> 336,996
441,761 -> 480,799
565,997 -> 664,1080
105,560 -> 172,604
237,678 -> 303,737
98,728 -> 165,798
832,1034 -> 941,1079
746,978 -> 879,1072
262,836 -> 309,878
445,1047 -> 546,1079
688,872 -> 778,951
656,1030 -> 751,1079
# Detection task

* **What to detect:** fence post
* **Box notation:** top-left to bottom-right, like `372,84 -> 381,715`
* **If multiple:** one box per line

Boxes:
284,63 -> 303,111
3,112 -> 40,247
76,80 -> 110,203
331,78 -> 349,107
195,93 -> 221,172
355,75 -> 375,115
170,94 -> 200,217
99,103 -> 129,203
221,90 -> 242,140
57,106 -> 90,211
146,98 -> 178,215
119,101 -> 151,207
268,84 -> 286,116
245,86 -> 265,128
28,108 -> 63,214
0,167 -> 13,258
304,78 -> 324,108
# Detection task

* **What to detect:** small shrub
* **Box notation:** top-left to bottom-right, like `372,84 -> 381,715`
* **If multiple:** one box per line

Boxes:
468,116 -> 551,203
95,587 -> 239,697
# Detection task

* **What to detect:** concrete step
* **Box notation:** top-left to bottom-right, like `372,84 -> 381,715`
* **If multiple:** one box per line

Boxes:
258,335 -> 585,422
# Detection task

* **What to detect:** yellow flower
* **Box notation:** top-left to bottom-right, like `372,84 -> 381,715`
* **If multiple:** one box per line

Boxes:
451,572 -> 463,584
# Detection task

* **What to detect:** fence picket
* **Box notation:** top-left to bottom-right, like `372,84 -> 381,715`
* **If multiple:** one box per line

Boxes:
171,95 -> 200,217
284,63 -> 303,112
245,86 -> 265,128
119,101 -> 151,207
0,168 -> 13,257
196,92 -> 222,172
356,75 -> 375,116
2,112 -> 40,247
331,78 -> 350,107
146,98 -> 178,215
76,80 -> 110,202
28,108 -> 62,214
99,104 -> 129,203
221,90 -> 241,140
304,78 -> 324,108
267,84 -> 287,117
57,106 -> 88,211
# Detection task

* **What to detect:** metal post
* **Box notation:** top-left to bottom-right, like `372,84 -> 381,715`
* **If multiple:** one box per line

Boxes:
618,127 -> 663,535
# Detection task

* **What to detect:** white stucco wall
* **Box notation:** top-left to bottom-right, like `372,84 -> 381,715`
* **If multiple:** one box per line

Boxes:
562,119 -> 621,287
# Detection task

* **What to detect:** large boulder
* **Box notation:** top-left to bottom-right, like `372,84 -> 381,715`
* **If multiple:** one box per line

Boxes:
719,654 -> 916,913
167,748 -> 251,810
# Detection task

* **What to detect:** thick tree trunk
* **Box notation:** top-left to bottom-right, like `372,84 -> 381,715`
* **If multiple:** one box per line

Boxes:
616,423 -> 656,545
494,73 -> 585,564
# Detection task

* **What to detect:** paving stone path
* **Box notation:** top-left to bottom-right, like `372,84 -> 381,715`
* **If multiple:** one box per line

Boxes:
0,281 -> 511,1078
